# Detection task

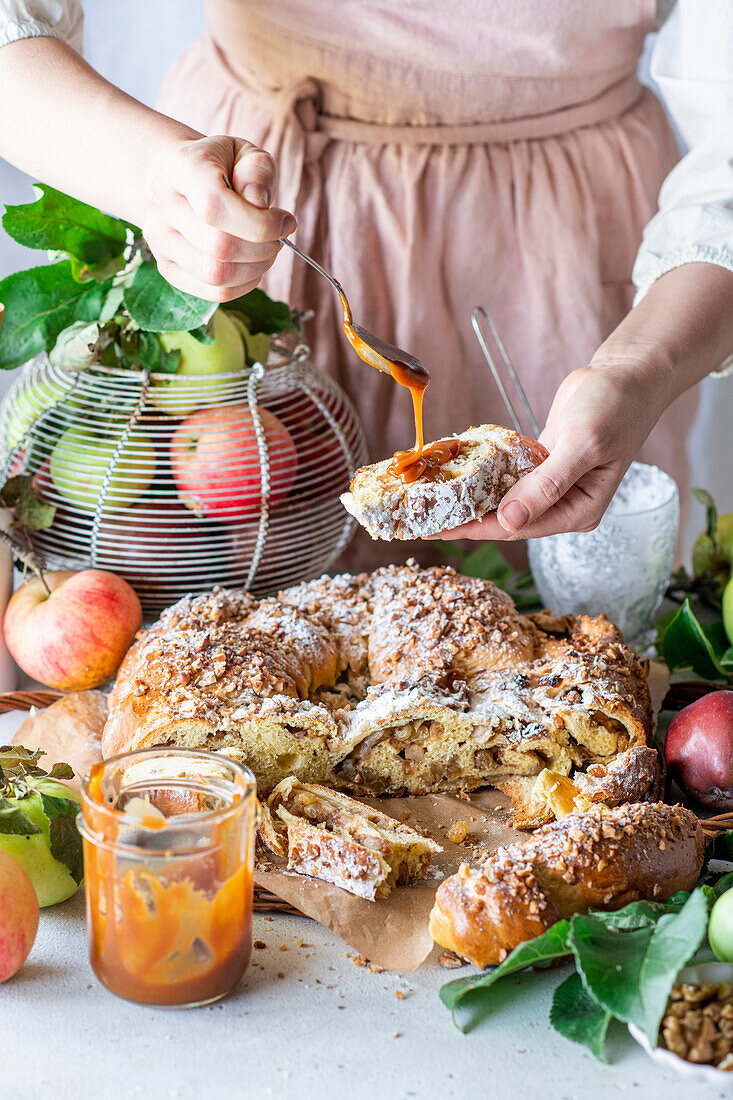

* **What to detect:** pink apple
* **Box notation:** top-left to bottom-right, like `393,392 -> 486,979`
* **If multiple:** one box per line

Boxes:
4,569 -> 142,690
0,849 -> 39,983
170,402 -> 297,522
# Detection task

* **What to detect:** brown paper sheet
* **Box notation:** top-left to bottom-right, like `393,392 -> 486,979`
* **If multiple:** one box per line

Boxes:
9,661 -> 670,971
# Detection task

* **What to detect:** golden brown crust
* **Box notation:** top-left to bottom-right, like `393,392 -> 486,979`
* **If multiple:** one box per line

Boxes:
429,803 -> 705,968
104,563 -> 653,805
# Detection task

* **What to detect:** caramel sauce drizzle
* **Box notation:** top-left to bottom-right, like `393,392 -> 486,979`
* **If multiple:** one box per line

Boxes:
335,284 -> 460,483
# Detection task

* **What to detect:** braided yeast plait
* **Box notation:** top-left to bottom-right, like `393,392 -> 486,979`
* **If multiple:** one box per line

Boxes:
429,803 -> 705,968
103,562 -> 653,807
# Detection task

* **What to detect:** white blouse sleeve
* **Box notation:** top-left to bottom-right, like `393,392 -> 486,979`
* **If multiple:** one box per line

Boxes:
632,0 -> 733,305
0,0 -> 83,52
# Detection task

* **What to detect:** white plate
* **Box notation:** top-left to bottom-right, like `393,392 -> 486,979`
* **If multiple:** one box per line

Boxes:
628,962 -> 733,1086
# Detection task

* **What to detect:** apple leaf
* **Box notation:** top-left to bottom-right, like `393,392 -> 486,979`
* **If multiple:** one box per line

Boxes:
439,919 -> 572,1021
223,288 -> 295,335
569,890 -> 708,1045
2,184 -> 136,266
660,598 -> 732,680
40,793 -> 84,884
0,261 -> 109,369
123,262 -> 217,332
116,328 -> 180,374
550,972 -> 613,1062
0,474 -> 56,531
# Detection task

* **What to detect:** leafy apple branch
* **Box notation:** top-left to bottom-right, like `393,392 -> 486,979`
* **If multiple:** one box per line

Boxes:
0,184 -> 296,373
0,475 -> 56,593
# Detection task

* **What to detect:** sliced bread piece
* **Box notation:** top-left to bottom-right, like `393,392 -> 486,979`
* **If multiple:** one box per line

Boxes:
340,423 -> 548,540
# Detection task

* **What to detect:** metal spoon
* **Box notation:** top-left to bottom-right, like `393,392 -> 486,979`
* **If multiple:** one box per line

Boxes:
279,237 -> 429,387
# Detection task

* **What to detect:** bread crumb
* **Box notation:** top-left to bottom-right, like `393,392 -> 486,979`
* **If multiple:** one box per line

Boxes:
254,940 -> 267,950
395,990 -> 406,1000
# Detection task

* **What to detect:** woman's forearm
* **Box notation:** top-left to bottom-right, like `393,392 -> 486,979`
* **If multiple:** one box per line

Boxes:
590,262 -> 733,407
0,36 -> 294,301
0,37 -> 200,225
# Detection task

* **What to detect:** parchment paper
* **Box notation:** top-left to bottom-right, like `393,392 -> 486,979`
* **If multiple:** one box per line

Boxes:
10,662 -> 670,971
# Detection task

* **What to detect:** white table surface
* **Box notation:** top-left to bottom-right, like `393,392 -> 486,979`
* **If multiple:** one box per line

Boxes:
2,708 -> 728,1100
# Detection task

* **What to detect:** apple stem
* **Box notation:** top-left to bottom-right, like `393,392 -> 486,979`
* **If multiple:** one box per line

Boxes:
0,529 -> 50,592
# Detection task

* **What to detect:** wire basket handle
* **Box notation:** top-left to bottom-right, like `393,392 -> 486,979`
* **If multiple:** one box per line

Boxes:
471,306 -> 540,438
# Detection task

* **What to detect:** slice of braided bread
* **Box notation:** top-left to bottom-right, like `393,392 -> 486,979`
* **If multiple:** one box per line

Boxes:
429,802 -> 704,969
340,424 -> 548,540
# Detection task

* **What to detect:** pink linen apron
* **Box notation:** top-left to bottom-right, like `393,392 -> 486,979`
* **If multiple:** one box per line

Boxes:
158,0 -> 691,570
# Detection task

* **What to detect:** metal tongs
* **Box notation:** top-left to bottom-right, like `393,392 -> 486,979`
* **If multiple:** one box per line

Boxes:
471,306 -> 540,438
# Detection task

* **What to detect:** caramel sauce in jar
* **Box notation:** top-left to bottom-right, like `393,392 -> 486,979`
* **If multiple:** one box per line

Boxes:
79,750 -> 256,1007
335,284 -> 459,482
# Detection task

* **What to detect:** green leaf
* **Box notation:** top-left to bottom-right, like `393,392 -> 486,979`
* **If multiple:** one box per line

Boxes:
550,972 -> 612,1061
570,890 -> 709,1045
0,797 -> 41,835
47,762 -> 74,781
116,328 -> 180,374
223,288 -> 295,335
586,894 -> 690,931
123,262 -> 216,332
707,830 -> 733,864
0,474 -> 56,530
3,185 -> 135,266
0,745 -> 46,774
40,793 -> 83,884
661,598 -> 731,680
461,543 -> 513,585
0,261 -> 109,369
439,919 -> 572,1020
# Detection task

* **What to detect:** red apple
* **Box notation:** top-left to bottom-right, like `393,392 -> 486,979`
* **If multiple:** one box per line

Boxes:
665,690 -> 733,809
266,390 -> 353,501
4,569 -> 142,690
170,402 -> 297,522
0,849 -> 39,983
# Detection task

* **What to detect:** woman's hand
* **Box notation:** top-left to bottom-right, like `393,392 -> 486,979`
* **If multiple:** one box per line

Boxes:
142,136 -> 296,302
438,263 -> 733,543
437,356 -> 669,541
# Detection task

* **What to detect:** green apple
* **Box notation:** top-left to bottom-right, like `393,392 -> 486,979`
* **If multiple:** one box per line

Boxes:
3,373 -> 67,449
0,782 -> 81,908
709,888 -> 733,962
692,512 -> 733,593
228,311 -> 271,367
723,577 -> 733,647
50,424 -> 155,513
151,308 -> 245,417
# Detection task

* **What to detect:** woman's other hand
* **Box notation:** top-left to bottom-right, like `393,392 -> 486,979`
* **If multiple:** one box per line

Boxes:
142,136 -> 296,302
437,263 -> 733,543
436,355 -> 668,541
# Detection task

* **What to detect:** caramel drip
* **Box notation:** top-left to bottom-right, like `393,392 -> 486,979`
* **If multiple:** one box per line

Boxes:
336,284 -> 457,482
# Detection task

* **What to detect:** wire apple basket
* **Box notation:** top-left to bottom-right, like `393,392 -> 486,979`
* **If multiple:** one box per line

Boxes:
0,331 -> 368,616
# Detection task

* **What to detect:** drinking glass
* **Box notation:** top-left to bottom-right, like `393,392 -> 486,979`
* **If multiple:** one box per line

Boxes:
78,747 -> 256,1007
528,462 -> 679,647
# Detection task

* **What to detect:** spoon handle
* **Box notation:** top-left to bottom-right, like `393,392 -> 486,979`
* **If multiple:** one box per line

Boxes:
279,237 -> 345,299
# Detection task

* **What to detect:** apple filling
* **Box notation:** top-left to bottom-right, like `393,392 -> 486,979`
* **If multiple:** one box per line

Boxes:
332,704 -> 636,797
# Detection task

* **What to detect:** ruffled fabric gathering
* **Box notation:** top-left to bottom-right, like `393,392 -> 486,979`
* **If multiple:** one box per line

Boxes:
0,0 -> 82,50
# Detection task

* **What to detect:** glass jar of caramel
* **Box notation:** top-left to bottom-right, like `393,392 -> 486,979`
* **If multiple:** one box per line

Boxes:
78,748 -> 256,1007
